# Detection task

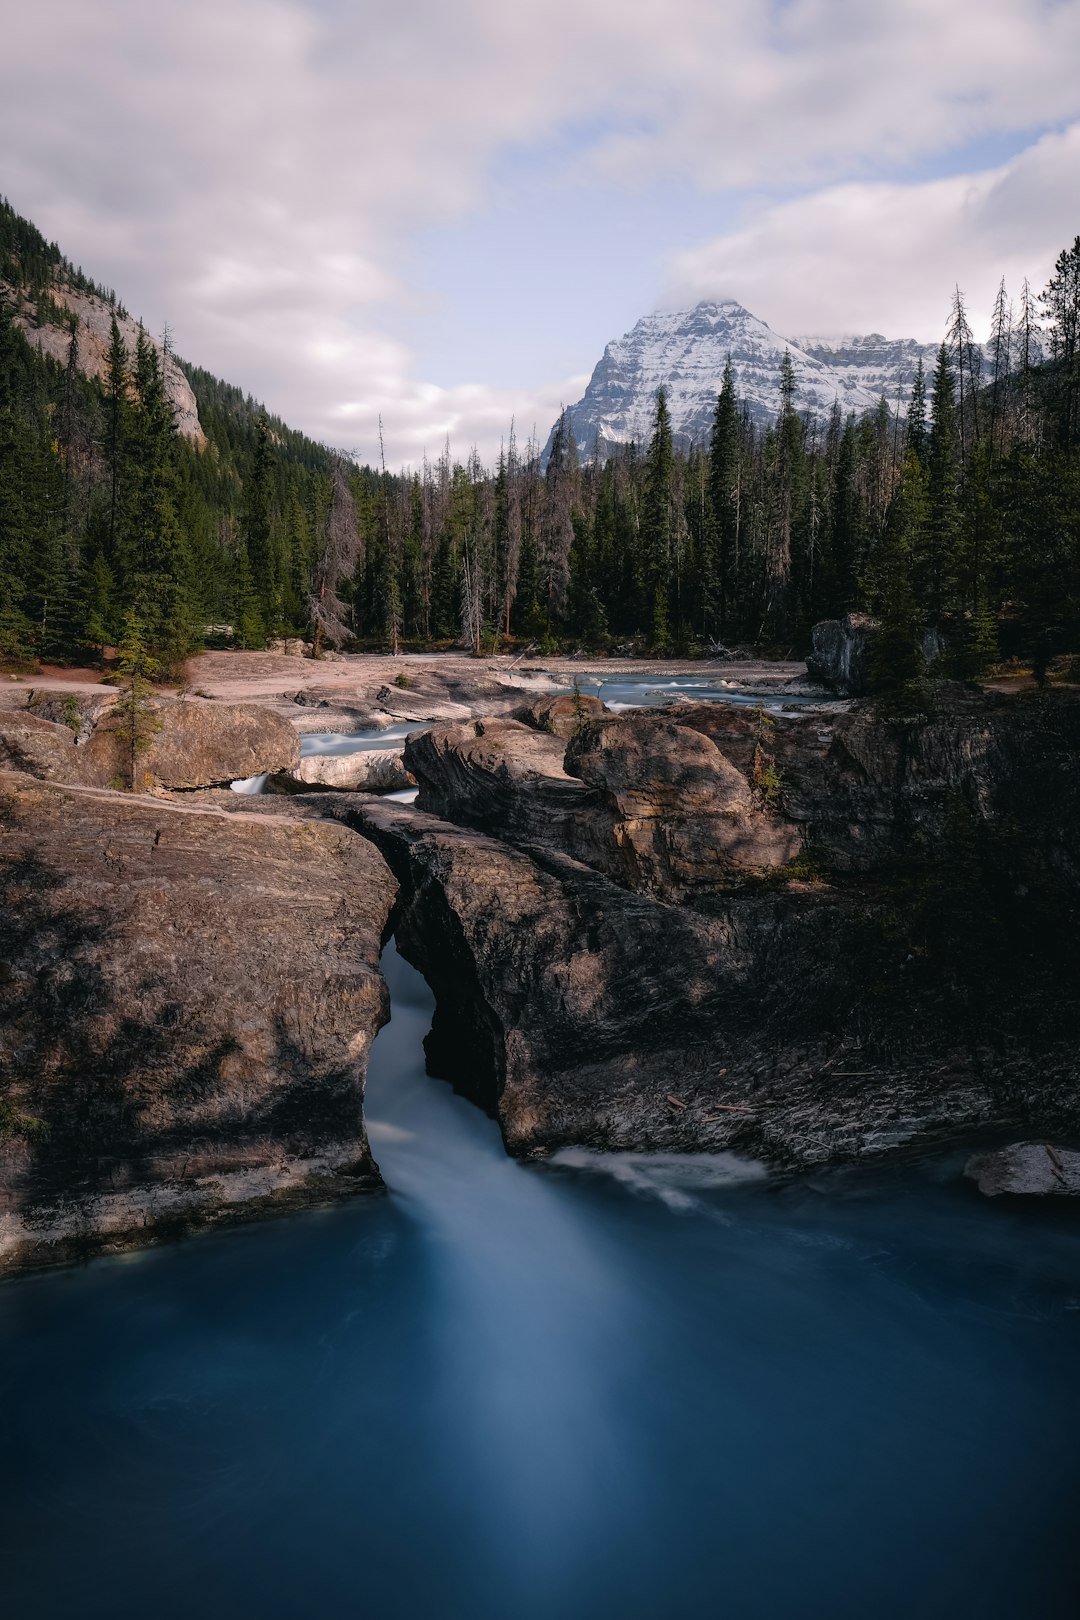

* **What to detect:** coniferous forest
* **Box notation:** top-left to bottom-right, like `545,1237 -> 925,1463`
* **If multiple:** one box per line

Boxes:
2,194 -> 1079,686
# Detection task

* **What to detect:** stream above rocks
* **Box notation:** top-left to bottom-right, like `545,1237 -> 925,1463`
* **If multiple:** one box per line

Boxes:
3,940 -> 1079,1620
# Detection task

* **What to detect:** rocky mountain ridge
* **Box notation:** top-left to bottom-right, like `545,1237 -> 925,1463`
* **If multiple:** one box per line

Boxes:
553,300 -> 946,460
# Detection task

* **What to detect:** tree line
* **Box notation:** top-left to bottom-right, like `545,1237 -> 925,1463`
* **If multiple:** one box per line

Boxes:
1,189 -> 1078,685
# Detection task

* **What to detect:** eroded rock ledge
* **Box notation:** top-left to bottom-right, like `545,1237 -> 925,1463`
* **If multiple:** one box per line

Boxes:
0,772 -> 396,1274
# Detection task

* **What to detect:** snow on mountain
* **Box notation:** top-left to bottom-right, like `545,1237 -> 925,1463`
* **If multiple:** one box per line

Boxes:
552,301 -> 935,463
793,333 -> 940,411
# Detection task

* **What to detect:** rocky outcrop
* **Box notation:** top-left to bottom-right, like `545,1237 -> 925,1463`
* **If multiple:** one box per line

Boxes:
965,1144 -> 1080,1197
2,695 -> 300,792
805,613 -> 878,696
270,748 -> 415,794
0,772 -> 397,1274
26,689 -> 116,741
83,699 -> 301,790
563,712 -> 801,895
515,692 -> 607,739
14,283 -> 204,444
361,689 -> 1080,1166
0,711 -> 82,781
407,711 -> 800,901
334,797 -> 1077,1166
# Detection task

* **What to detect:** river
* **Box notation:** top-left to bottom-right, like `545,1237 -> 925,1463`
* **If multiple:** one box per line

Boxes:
2,943 -> 1078,1619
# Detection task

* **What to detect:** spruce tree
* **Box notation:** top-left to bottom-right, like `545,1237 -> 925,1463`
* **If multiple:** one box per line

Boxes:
918,343 -> 960,623
708,360 -> 740,637
641,388 -> 675,647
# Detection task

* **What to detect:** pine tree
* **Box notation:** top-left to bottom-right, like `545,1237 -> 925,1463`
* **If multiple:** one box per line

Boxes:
241,413 -> 275,635
1041,235 -> 1080,450
113,602 -> 162,791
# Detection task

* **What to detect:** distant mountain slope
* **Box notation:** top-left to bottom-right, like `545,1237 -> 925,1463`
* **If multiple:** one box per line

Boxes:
793,333 -> 940,411
0,197 -> 203,442
554,300 -> 939,461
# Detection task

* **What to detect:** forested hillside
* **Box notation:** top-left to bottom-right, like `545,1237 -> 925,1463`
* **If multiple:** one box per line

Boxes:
1,191 -> 1078,683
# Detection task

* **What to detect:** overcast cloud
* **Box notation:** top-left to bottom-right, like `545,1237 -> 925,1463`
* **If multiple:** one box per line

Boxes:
2,0 -> 1078,463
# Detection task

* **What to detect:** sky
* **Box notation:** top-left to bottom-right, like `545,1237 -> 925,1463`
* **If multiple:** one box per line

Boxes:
2,0 -> 1080,466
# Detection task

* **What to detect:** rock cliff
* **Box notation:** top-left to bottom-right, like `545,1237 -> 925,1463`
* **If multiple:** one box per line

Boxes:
0,773 -> 397,1273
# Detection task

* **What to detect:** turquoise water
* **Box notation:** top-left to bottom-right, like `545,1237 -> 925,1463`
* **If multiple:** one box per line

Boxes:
2,943 -> 1078,1619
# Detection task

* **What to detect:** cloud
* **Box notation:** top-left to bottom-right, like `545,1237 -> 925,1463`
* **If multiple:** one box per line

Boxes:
2,0 -> 1078,461
665,122 -> 1080,340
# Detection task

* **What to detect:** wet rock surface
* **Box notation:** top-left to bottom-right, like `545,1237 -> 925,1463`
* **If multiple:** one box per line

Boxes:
965,1143 -> 1080,1197
0,772 -> 397,1273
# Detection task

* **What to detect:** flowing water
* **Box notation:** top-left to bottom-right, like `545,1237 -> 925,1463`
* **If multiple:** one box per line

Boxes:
2,944 -> 1079,1619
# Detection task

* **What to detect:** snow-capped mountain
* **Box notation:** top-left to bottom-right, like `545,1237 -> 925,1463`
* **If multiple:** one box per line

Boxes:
793,333 -> 940,410
551,301 -> 936,462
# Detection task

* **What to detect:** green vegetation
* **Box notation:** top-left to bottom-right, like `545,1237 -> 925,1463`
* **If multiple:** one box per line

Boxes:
1,193 -> 1079,683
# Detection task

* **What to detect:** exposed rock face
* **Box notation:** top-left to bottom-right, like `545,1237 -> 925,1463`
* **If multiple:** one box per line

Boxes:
631,690 -> 1080,881
965,1144 -> 1080,1197
81,699 -> 301,790
553,301 -> 886,458
407,711 -> 800,901
2,696 -> 300,792
564,712 -> 801,894
13,283 -> 205,443
0,772 -> 397,1274
806,613 -> 878,696
406,718 -> 596,857
368,691 -> 1080,1165
26,689 -> 116,741
515,692 -> 608,739
336,797 -> 1077,1166
0,711 -> 81,781
272,748 -> 415,794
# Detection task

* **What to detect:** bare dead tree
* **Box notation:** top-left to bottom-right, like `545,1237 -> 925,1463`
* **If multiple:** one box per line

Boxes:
308,453 -> 361,656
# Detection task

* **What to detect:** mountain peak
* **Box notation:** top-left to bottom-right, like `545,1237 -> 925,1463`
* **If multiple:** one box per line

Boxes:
553,301 -> 938,460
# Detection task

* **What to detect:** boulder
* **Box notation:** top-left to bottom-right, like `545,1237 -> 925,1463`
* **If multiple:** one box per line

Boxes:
80,699 -> 301,790
0,770 -> 398,1274
271,748 -> 415,794
965,1143 -> 1080,1197
806,613 -> 878,696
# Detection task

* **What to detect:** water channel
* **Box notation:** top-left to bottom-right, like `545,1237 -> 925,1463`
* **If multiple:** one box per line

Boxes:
2,944 -> 1078,1619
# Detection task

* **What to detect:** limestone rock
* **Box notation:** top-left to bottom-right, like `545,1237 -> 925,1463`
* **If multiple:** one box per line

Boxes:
337,797 -> 1050,1166
15,284 -> 204,443
0,771 -> 398,1273
25,689 -> 116,742
965,1143 -> 1080,1197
